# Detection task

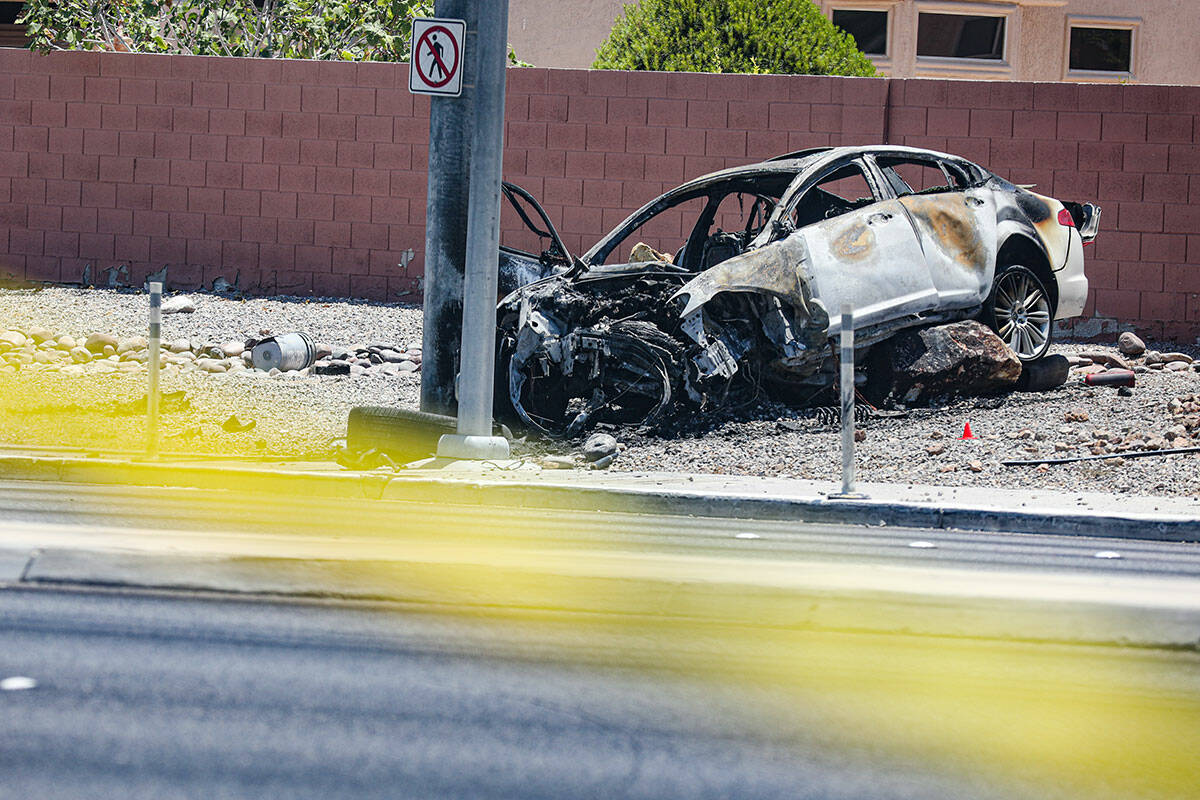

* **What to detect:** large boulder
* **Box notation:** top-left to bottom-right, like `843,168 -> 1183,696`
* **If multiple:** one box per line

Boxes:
883,321 -> 1022,403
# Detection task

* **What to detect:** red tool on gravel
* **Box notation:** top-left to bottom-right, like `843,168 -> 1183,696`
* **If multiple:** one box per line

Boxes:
1083,370 -> 1136,387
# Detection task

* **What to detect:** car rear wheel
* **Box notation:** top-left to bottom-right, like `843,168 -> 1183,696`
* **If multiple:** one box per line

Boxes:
984,265 -> 1053,362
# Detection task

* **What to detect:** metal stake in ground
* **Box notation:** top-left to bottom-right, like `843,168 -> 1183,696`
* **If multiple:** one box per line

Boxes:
146,281 -> 162,459
435,0 -> 510,461
830,304 -> 866,499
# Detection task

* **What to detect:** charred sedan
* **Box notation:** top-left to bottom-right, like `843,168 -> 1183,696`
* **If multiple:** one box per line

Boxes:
495,146 -> 1100,438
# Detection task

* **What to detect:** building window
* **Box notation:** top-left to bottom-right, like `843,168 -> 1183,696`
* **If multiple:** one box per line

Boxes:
0,1 -> 30,49
0,2 -> 24,23
1069,26 -> 1133,73
832,9 -> 888,56
917,12 -> 1006,60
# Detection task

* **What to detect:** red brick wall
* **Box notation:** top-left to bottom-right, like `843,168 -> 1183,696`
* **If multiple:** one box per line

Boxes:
1,48 -> 1198,340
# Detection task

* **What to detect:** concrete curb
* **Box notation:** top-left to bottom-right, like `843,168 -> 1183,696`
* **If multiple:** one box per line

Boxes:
1,453 -> 1198,542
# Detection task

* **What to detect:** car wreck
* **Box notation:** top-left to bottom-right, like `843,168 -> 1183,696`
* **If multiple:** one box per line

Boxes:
495,146 -> 1100,438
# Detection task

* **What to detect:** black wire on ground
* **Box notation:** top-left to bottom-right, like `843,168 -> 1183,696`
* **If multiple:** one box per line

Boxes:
1002,446 -> 1200,467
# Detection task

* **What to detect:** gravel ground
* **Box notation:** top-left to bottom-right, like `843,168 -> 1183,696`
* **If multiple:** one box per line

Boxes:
2,286 -> 1199,497
0,287 -> 423,457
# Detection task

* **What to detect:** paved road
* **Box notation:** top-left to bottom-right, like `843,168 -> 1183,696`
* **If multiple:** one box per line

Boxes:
2,479 -> 1200,798
4,479 -> 1200,578
0,586 -> 1026,800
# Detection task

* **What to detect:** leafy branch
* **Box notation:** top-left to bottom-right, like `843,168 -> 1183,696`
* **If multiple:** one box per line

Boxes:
18,0 -> 435,61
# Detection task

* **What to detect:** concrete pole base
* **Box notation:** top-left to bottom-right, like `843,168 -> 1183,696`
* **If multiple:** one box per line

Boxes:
436,434 -> 511,461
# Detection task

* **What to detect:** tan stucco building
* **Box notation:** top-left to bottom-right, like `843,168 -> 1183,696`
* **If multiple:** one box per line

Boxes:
508,0 -> 1200,84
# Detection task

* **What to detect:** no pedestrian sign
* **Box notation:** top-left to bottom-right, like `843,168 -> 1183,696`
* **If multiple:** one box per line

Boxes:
409,17 -> 465,97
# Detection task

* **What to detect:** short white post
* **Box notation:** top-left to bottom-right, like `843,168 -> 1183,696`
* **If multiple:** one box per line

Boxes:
830,304 -> 866,499
146,282 -> 162,459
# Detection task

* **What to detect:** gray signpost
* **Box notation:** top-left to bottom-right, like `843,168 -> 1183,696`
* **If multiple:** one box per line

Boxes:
419,1 -> 476,417
413,2 -> 511,460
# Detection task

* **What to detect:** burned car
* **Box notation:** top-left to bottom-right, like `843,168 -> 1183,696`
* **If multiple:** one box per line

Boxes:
495,146 -> 1100,438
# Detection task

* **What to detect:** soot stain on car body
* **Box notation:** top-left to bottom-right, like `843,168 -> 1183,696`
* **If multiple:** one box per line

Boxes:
902,196 -> 988,272
831,222 -> 875,260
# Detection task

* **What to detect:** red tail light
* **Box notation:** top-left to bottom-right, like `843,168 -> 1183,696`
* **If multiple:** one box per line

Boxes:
1058,208 -> 1076,227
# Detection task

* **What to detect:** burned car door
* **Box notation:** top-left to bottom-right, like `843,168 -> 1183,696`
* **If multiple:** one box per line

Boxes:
873,156 -> 997,310
497,182 -> 575,296
785,160 -> 937,331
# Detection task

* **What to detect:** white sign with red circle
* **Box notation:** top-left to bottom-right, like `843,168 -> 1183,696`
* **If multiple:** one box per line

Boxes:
409,17 -> 465,97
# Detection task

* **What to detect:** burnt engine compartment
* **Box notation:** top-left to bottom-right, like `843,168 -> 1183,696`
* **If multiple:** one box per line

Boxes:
495,265 -> 825,439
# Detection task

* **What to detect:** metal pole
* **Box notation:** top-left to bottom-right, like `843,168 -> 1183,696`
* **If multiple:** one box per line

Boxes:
146,282 -> 162,459
830,304 -> 866,499
420,0 -> 477,417
436,0 -> 511,460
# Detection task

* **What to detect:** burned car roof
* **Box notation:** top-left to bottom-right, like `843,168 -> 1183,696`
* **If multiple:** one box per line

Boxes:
496,146 -> 1097,438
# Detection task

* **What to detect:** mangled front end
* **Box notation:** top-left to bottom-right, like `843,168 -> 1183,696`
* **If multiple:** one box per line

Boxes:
672,233 -> 830,383
496,235 -> 832,438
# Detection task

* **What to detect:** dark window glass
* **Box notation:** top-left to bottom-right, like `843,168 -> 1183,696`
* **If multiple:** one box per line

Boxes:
0,3 -> 24,24
917,13 -> 1005,60
1070,27 -> 1132,72
832,10 -> 887,56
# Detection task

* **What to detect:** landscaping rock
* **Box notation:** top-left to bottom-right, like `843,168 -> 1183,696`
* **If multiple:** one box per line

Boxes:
380,349 -> 407,364
582,433 -> 619,462
196,358 -> 227,374
85,332 -> 118,353
1079,350 -> 1131,370
314,360 -> 351,376
116,336 -> 147,354
161,295 -> 197,314
885,321 -> 1022,402
1117,332 -> 1146,357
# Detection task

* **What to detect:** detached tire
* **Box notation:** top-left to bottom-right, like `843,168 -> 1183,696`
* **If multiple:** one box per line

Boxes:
1017,354 -> 1070,392
347,407 -> 458,463
347,406 -> 513,463
982,264 -> 1054,363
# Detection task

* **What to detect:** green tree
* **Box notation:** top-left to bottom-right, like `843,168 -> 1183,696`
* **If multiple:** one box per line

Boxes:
18,0 -> 433,61
593,0 -> 876,77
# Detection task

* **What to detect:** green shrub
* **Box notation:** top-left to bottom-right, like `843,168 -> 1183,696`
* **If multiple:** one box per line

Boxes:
593,0 -> 877,76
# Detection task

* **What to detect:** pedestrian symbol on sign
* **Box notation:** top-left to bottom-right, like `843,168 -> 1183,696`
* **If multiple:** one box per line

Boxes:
427,34 -> 445,81
409,18 -> 465,97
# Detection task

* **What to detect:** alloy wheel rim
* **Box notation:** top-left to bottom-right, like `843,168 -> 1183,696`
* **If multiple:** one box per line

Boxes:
994,271 -> 1051,359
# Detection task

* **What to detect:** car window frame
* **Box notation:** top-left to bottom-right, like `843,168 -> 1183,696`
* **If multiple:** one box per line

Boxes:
500,181 -> 574,267
776,156 -> 887,233
584,171 -> 800,267
870,155 -> 962,197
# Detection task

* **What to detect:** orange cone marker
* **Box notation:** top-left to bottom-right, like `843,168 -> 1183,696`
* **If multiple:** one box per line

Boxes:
960,422 -> 976,440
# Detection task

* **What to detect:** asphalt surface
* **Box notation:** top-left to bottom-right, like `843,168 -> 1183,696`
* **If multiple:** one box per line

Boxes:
0,586 -> 1028,800
3,479 -> 1200,578
2,478 -> 1200,799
